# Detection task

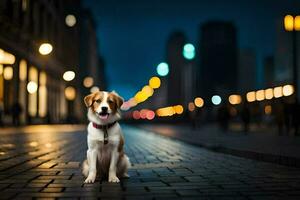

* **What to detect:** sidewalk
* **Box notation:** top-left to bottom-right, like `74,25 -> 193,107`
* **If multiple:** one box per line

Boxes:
140,123 -> 300,167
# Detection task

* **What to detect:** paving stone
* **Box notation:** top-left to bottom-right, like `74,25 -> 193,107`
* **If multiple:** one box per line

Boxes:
0,125 -> 300,199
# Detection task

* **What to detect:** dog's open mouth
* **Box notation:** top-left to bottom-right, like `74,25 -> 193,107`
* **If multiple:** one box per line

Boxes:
98,112 -> 109,120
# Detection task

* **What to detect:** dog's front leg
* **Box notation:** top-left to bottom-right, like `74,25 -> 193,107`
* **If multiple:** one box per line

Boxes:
108,149 -> 120,183
84,142 -> 98,183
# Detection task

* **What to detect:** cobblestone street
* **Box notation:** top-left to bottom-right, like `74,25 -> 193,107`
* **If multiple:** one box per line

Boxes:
1,125 -> 300,200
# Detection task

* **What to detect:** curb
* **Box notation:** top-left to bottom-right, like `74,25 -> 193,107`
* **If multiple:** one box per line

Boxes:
139,126 -> 300,168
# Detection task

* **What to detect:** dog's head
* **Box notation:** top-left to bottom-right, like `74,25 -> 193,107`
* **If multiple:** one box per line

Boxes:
84,91 -> 124,124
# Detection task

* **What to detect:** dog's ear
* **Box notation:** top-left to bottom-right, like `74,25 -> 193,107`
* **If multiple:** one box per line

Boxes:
111,91 -> 124,108
84,93 -> 95,107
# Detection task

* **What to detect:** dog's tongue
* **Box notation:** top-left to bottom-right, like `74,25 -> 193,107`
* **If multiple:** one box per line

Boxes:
99,114 -> 109,120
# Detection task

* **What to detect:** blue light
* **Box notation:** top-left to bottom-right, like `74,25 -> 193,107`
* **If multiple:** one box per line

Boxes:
183,43 -> 195,60
156,62 -> 169,76
211,95 -> 222,105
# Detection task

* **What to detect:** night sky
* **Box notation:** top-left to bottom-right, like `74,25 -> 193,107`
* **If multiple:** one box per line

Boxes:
83,0 -> 299,100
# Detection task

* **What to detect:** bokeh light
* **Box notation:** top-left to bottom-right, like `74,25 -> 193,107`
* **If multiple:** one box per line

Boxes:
255,90 -> 265,101
228,94 -> 241,105
188,102 -> 195,111
65,14 -> 76,27
3,66 -> 13,80
246,91 -> 256,102
132,111 -> 140,120
211,95 -> 222,105
194,97 -> 204,107
39,43 -> 53,55
284,15 -> 294,31
146,110 -> 155,120
83,77 -> 94,88
142,85 -> 154,97
265,88 -> 273,100
282,84 -> 294,96
27,81 -> 38,94
295,16 -> 300,31
273,86 -> 283,98
173,105 -> 184,114
183,43 -> 195,60
65,86 -> 76,100
90,86 -> 100,93
264,105 -> 272,115
149,76 -> 161,89
156,62 -> 169,76
63,71 -> 75,81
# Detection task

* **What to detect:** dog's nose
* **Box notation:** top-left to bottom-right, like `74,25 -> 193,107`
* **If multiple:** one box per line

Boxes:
101,106 -> 108,112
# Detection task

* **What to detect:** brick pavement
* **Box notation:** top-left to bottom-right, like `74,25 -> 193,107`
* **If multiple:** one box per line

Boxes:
0,125 -> 300,199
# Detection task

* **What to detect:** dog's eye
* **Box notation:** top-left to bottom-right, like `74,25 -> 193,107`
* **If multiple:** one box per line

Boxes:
108,100 -> 114,104
95,99 -> 101,103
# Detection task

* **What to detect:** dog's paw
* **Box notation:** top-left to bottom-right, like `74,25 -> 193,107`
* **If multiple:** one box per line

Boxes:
84,173 -> 96,184
109,175 -> 120,183
122,173 -> 130,178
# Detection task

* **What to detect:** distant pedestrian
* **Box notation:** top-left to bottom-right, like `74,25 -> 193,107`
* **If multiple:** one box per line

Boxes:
274,101 -> 285,135
217,104 -> 230,132
292,102 -> 300,136
284,102 -> 293,135
241,103 -> 250,133
11,102 -> 22,126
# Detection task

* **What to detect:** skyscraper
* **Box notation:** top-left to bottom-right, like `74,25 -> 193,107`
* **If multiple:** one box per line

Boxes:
238,48 -> 256,93
198,21 -> 238,100
166,31 -> 187,105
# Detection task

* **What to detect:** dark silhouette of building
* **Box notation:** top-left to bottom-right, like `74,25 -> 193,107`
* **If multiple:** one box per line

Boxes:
198,21 -> 238,100
166,31 -> 187,105
238,48 -> 256,93
264,56 -> 275,87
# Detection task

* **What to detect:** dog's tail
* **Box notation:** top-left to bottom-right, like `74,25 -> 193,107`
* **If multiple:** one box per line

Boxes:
82,159 -> 89,177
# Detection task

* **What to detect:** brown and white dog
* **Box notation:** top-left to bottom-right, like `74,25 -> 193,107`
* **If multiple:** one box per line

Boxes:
82,91 -> 130,183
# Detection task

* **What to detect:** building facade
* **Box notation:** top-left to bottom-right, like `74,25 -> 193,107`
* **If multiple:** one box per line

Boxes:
0,0 -> 104,125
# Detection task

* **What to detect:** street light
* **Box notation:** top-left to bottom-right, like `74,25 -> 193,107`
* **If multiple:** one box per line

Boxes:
65,14 -> 76,27
63,71 -> 75,81
65,86 -> 76,101
27,81 -> 38,94
3,66 -> 13,80
39,43 -> 53,55
183,43 -> 195,60
83,77 -> 94,88
284,15 -> 300,101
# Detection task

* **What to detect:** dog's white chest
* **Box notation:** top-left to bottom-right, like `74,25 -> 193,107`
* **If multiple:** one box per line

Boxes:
87,122 -> 120,144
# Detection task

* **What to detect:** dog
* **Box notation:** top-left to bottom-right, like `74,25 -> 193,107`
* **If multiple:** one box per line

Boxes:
82,90 -> 130,183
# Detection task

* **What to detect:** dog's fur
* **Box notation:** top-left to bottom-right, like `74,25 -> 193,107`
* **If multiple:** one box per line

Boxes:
82,91 -> 130,183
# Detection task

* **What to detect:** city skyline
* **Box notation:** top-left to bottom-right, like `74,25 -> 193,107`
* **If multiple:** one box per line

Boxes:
84,0 -> 300,100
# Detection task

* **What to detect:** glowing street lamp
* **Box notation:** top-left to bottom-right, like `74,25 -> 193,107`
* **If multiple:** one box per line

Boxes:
65,86 -> 76,101
83,77 -> 94,88
284,15 -> 300,101
65,14 -> 76,27
27,81 -> 38,94
3,66 -> 13,80
39,43 -> 53,55
63,71 -> 75,81
156,62 -> 169,76
183,43 -> 195,60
